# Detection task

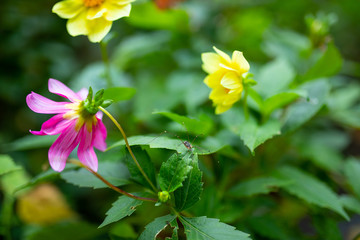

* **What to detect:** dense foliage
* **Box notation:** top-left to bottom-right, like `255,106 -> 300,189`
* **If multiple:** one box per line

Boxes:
1,0 -> 360,239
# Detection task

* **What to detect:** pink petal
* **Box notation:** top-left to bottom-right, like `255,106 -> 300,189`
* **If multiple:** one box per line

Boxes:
48,121 -> 80,172
48,78 -> 82,102
26,92 -> 70,114
30,114 -> 73,136
77,88 -> 89,100
96,111 -> 103,119
92,119 -> 107,151
77,126 -> 98,172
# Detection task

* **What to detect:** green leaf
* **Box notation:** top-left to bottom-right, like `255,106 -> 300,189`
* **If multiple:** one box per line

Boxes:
262,92 -> 301,117
239,118 -> 281,154
138,214 -> 177,240
228,177 -> 291,198
0,155 -> 21,176
112,32 -> 171,69
1,169 -> 29,196
282,78 -> 330,132
124,146 -> 156,190
16,165 -> 76,192
340,195 -> 360,214
303,43 -> 343,81
5,135 -> 57,151
174,154 -> 203,211
99,195 -> 143,228
127,2 -> 189,32
61,162 -> 130,189
253,58 -> 295,98
248,216 -> 291,240
312,215 -> 342,240
179,216 -> 251,240
273,166 -> 349,220
103,87 -> 136,102
344,157 -> 360,198
108,135 -> 223,155
222,108 -> 281,154
158,153 -> 192,193
24,221 -> 103,240
155,111 -> 213,136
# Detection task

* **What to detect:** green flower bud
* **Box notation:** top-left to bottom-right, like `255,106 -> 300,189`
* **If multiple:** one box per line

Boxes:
158,191 -> 170,203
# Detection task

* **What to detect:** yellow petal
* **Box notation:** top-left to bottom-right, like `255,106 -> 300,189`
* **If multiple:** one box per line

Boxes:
215,104 -> 232,114
204,71 -> 224,88
231,51 -> 250,73
209,88 -> 227,101
52,0 -> 84,19
86,17 -> 112,42
201,52 -> 222,74
66,9 -> 88,36
87,5 -> 107,20
213,46 -> 231,63
104,2 -> 131,21
220,72 -> 242,90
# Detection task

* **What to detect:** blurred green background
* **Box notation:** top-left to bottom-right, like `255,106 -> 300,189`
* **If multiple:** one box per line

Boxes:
1,0 -> 360,239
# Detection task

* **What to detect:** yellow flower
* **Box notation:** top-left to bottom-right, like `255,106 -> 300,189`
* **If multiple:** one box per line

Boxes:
52,0 -> 134,42
201,46 -> 250,114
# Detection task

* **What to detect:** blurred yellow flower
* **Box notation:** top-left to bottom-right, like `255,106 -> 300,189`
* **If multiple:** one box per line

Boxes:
202,47 -> 250,114
52,0 -> 134,42
17,184 -> 76,224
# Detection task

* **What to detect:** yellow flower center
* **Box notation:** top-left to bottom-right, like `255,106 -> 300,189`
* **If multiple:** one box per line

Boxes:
64,102 -> 97,132
83,0 -> 104,8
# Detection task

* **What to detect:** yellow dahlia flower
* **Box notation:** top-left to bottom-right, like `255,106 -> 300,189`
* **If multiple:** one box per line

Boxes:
202,46 -> 250,114
52,0 -> 134,43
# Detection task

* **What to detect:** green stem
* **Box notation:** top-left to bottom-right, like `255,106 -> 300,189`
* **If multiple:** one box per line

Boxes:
243,90 -> 249,120
99,106 -> 158,192
100,41 -> 112,87
70,160 -> 157,202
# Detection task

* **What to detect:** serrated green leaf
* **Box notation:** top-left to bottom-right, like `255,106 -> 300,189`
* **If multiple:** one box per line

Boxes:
174,154 -> 203,211
155,111 -> 213,135
0,155 -> 21,176
239,118 -> 281,154
344,157 -> 360,198
103,87 -> 136,102
179,216 -> 251,240
159,153 -> 192,193
221,108 -> 281,154
24,221 -> 102,240
273,166 -> 349,220
99,195 -> 143,228
282,79 -> 330,132
138,214 -> 177,240
340,195 -> 360,214
61,162 -> 130,189
303,43 -> 343,81
228,177 -> 291,198
262,92 -> 301,117
124,146 -> 156,190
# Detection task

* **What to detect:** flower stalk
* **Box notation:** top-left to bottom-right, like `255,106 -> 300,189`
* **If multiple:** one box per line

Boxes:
70,160 -> 157,202
99,106 -> 158,192
100,41 -> 113,87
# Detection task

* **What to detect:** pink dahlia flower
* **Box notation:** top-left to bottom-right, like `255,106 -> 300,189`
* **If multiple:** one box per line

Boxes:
26,79 -> 107,172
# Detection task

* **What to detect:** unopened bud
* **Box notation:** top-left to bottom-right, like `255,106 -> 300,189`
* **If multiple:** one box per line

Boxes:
158,191 -> 170,203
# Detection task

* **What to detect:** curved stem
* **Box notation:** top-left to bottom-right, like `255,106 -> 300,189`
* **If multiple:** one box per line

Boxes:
70,160 -> 157,202
100,41 -> 112,87
99,106 -> 158,192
